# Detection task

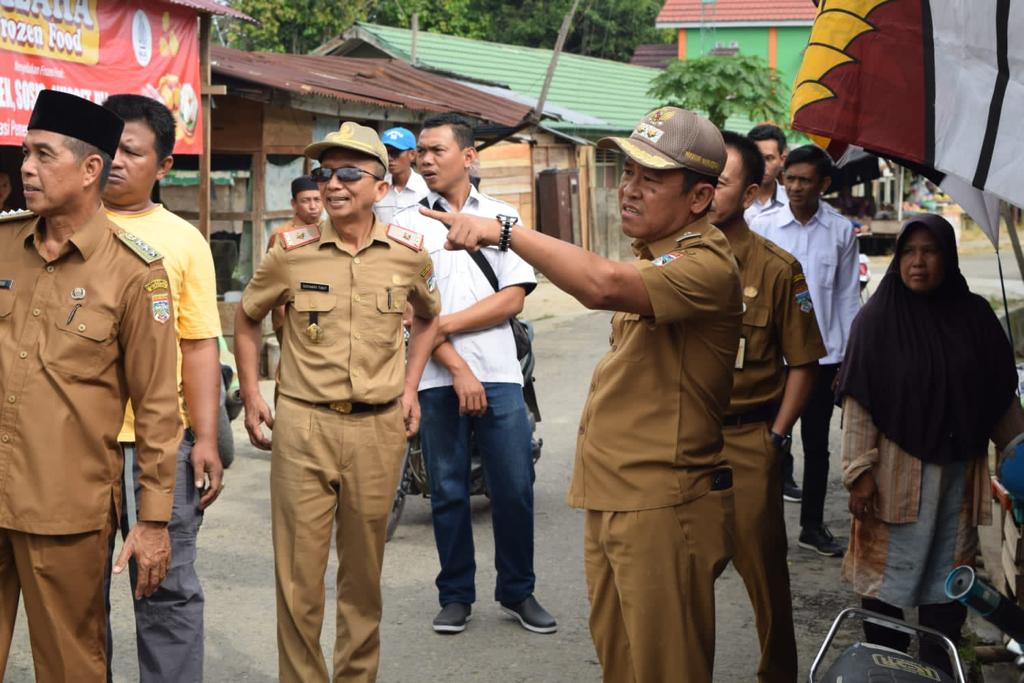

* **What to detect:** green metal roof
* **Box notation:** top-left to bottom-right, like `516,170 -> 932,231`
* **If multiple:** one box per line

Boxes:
343,22 -> 663,137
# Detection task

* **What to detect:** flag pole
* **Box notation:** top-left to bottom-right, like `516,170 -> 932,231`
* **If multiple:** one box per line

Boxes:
997,201 -> 1016,353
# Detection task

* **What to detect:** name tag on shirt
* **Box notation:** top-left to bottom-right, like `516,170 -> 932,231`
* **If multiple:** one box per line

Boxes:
300,282 -> 330,292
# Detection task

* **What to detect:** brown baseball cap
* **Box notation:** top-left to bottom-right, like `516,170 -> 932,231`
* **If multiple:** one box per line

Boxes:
598,107 -> 726,177
304,121 -> 389,169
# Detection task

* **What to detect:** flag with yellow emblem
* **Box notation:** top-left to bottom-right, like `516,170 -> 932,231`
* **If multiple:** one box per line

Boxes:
791,0 -> 1022,243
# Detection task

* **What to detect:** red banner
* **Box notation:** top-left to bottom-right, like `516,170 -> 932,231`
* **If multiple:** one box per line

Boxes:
0,0 -> 202,154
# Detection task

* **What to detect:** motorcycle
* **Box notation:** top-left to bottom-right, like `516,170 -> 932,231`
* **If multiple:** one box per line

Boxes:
217,336 -> 243,469
810,565 -> 1024,682
386,320 -> 543,542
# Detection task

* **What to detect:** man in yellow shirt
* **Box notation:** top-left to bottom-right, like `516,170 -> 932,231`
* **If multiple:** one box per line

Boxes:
101,94 -> 223,682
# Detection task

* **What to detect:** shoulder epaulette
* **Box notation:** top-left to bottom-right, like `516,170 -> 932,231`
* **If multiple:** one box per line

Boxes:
676,231 -> 702,244
761,236 -> 801,267
386,224 -> 424,252
116,231 -> 162,263
279,225 -> 321,251
0,209 -> 35,224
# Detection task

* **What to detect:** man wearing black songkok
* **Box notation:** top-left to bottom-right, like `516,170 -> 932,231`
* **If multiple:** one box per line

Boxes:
0,90 -> 180,681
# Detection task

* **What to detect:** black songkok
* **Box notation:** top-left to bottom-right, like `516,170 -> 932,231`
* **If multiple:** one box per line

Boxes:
28,90 -> 125,159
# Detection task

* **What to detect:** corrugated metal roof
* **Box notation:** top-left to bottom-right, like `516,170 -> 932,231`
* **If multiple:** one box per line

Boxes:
657,0 -> 817,26
329,23 -> 664,137
158,0 -> 255,23
210,46 -> 532,127
630,44 -> 678,69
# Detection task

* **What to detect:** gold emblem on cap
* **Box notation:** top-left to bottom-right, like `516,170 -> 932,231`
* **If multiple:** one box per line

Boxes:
338,123 -> 355,140
649,108 -> 676,124
744,286 -> 758,299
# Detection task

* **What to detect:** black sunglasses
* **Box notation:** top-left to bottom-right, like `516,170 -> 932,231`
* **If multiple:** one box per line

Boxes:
311,166 -> 383,183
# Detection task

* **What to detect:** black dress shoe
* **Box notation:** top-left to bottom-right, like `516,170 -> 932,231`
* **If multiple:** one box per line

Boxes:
501,595 -> 557,634
798,524 -> 845,557
432,603 -> 471,634
783,479 -> 803,503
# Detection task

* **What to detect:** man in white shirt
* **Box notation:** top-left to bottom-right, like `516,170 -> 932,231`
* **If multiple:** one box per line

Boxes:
393,113 -> 556,636
750,144 -> 860,559
375,126 -> 429,224
745,124 -> 790,225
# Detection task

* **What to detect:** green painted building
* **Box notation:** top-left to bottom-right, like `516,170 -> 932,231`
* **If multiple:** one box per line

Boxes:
656,0 -> 817,99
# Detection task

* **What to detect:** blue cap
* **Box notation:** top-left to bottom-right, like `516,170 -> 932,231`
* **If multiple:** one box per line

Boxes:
381,127 -> 416,151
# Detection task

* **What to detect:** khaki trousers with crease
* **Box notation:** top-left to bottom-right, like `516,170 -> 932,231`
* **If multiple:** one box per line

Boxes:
0,511 -> 116,682
724,421 -> 798,683
584,484 -> 734,683
271,396 -> 407,683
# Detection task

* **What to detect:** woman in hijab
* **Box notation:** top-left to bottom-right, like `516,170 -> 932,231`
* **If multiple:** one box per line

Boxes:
837,214 -> 1024,672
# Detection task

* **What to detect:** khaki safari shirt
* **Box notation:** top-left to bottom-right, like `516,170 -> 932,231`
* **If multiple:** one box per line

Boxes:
0,208 -> 181,534
726,228 -> 826,414
242,218 -> 441,404
567,217 -> 743,512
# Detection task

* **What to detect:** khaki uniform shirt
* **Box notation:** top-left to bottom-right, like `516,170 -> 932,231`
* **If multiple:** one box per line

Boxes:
242,219 -> 441,404
726,229 -> 826,414
0,208 -> 181,534
567,217 -> 743,512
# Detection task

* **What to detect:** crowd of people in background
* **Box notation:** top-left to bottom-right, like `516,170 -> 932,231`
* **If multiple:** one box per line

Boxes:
0,89 -> 1021,683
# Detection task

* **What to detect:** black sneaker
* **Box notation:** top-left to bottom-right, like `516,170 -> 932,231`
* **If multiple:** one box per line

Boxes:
432,603 -> 471,634
500,595 -> 557,634
783,480 -> 803,503
798,524 -> 845,557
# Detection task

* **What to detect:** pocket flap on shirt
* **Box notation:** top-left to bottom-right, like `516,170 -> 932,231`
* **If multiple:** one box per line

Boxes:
621,312 -> 642,321
742,305 -> 770,328
293,292 -> 337,312
56,308 -> 114,342
376,290 -> 407,313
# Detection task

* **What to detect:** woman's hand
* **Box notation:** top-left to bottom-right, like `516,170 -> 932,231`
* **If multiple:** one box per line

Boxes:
848,470 -> 877,520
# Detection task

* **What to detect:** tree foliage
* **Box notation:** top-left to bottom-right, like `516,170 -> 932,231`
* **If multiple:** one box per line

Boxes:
648,55 -> 789,129
224,0 -> 673,62
224,0 -> 375,53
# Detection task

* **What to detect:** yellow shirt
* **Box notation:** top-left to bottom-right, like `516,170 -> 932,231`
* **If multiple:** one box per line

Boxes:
107,205 -> 222,441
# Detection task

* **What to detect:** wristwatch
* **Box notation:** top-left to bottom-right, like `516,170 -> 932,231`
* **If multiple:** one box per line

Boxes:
770,431 -> 792,455
496,214 -> 518,252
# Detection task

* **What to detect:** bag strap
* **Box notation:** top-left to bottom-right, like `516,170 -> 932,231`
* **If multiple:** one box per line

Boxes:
420,196 -> 500,292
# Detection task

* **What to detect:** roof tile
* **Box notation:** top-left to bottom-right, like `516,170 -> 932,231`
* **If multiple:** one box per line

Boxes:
657,0 -> 817,25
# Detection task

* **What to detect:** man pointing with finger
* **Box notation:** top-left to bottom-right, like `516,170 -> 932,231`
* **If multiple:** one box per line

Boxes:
234,121 -> 439,682
424,107 -> 742,682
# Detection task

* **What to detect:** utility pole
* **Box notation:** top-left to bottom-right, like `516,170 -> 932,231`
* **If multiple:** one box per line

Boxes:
533,0 -> 580,121
410,13 -> 419,66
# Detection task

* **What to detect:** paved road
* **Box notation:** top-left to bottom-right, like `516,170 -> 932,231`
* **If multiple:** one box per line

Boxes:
7,310 -> 856,681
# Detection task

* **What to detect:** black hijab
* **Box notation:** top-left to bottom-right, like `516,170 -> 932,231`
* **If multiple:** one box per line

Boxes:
836,214 -> 1016,464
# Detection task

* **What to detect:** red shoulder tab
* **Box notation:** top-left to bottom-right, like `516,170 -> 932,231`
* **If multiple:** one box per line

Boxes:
386,224 -> 424,252
279,225 -> 321,251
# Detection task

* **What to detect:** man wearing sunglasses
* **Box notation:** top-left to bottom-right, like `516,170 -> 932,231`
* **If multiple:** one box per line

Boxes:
234,122 -> 441,683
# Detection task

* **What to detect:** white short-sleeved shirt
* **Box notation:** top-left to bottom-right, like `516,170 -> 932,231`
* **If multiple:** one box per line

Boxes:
743,180 -> 789,225
375,169 -> 429,225
750,201 -> 860,365
393,186 -> 536,389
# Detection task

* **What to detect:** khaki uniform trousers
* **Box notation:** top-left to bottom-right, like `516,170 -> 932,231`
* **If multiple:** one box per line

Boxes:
0,514 -> 116,682
584,483 -> 734,683
724,421 -> 798,683
271,396 -> 407,683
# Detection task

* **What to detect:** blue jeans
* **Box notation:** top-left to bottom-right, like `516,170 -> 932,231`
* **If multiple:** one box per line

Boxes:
419,383 -> 536,606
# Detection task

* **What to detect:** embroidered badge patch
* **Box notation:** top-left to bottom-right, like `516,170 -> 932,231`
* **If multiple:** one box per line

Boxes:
652,253 -> 678,267
152,298 -> 171,323
144,279 -> 169,292
386,224 -> 424,252
420,261 -> 434,280
795,289 -> 813,313
280,226 -> 321,251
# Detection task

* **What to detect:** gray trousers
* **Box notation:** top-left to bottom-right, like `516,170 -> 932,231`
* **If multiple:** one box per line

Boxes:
106,432 -> 205,682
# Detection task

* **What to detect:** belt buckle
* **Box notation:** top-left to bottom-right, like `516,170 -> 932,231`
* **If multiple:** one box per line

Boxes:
329,401 -> 353,414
